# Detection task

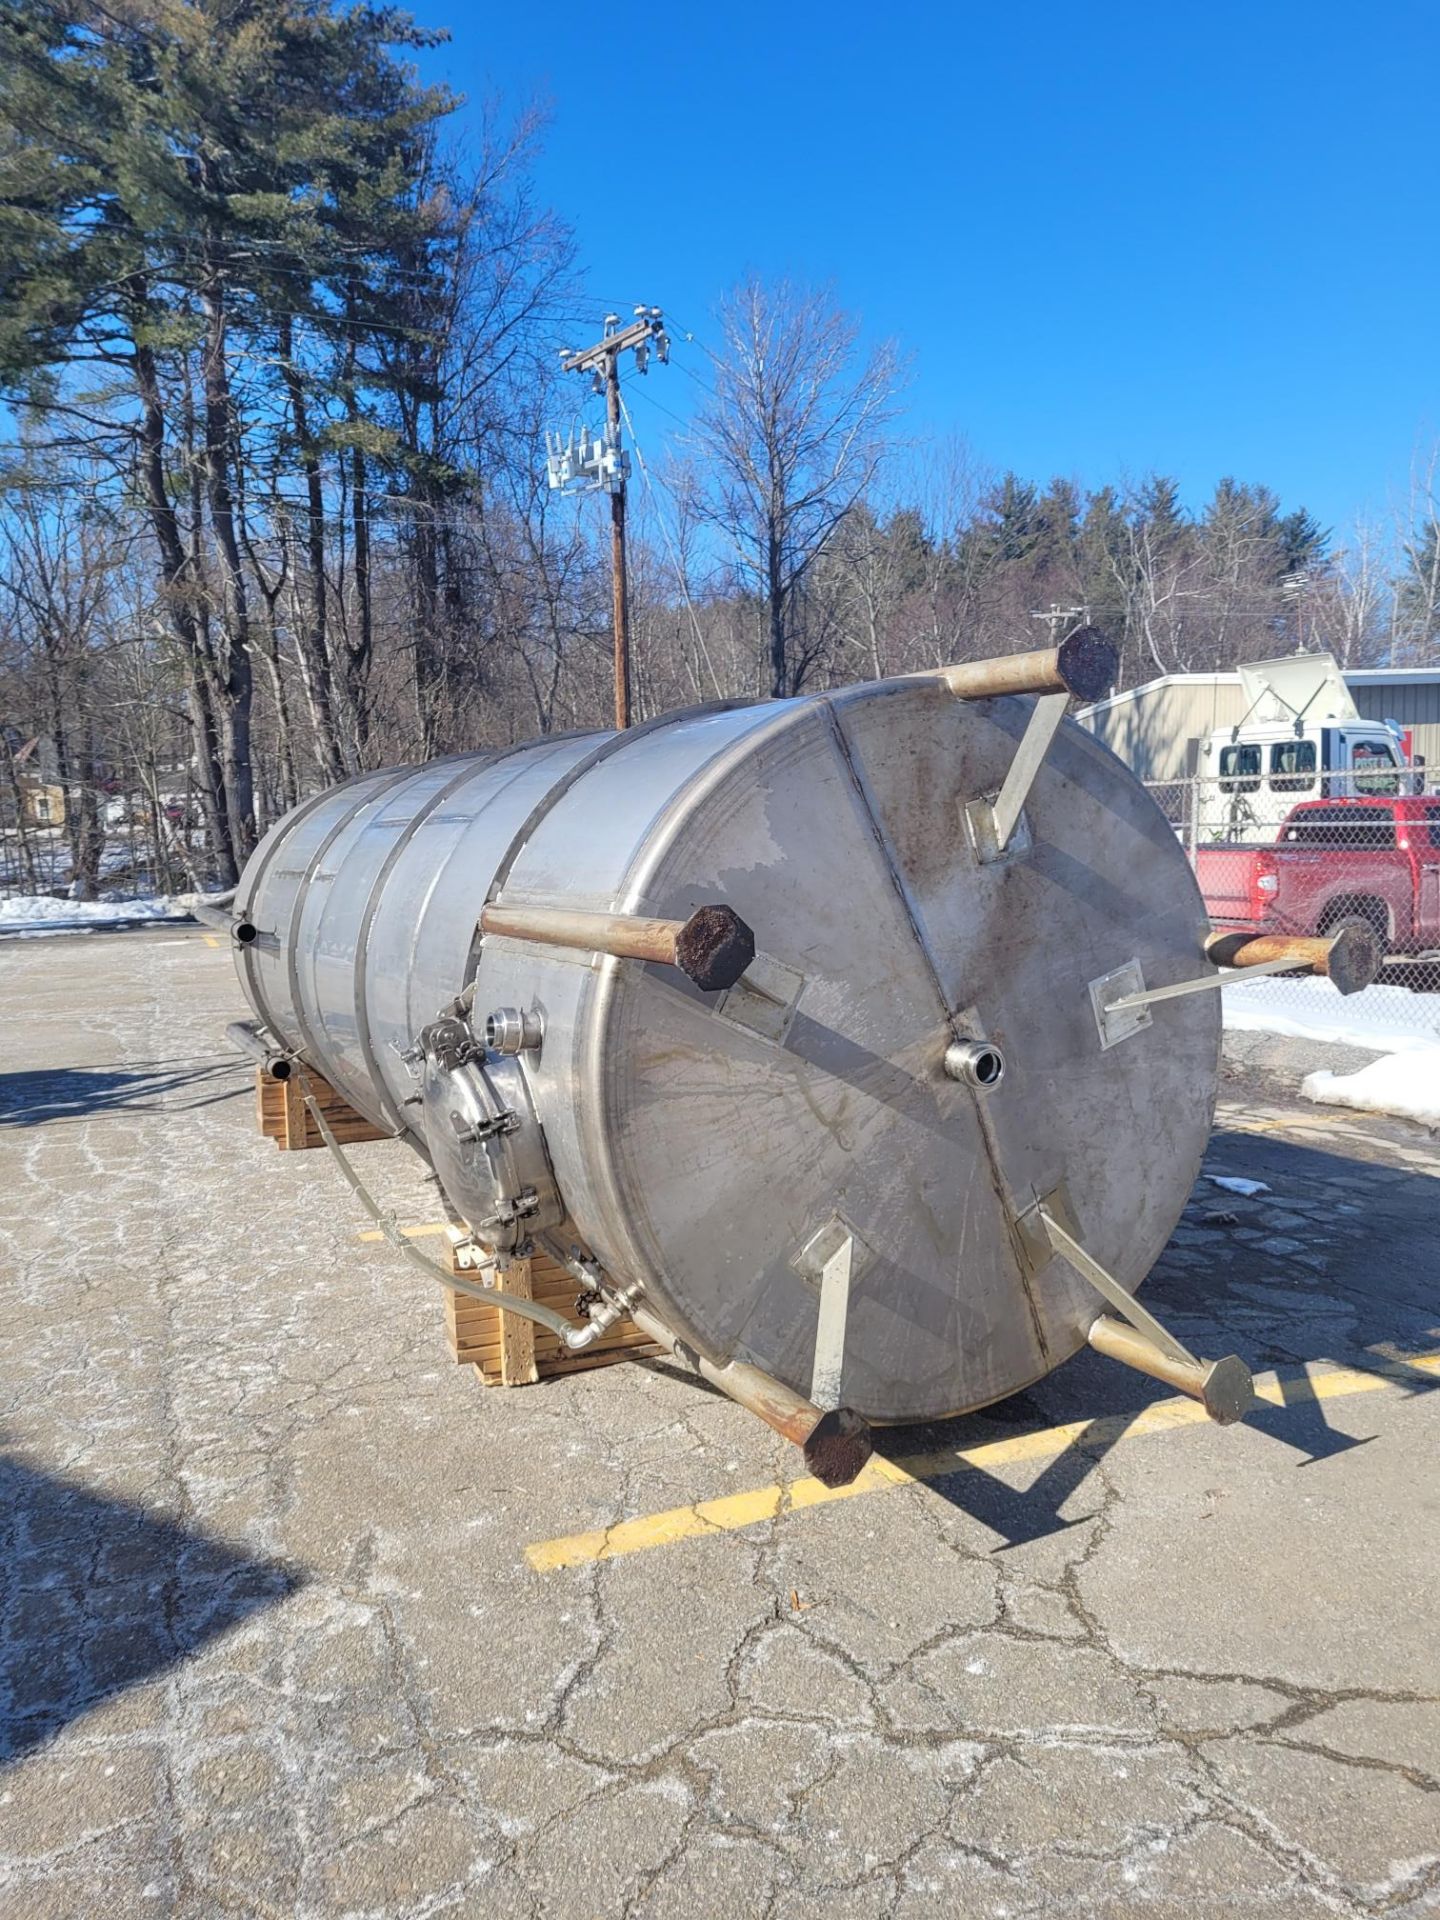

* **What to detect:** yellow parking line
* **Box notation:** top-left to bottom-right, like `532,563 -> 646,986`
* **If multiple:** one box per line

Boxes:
203,933 -> 222,949
525,1353 -> 1440,1573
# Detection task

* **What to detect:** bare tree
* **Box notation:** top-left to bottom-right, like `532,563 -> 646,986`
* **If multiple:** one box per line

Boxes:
689,278 -> 902,696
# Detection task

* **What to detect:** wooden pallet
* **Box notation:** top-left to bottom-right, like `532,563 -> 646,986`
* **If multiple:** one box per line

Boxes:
253,1066 -> 647,1386
445,1246 -> 664,1387
255,1067 -> 389,1152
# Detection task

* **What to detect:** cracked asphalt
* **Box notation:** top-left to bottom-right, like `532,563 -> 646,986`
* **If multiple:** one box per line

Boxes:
1,926 -> 1438,1919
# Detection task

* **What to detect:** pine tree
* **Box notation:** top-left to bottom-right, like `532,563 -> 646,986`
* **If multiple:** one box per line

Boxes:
0,0 -> 456,876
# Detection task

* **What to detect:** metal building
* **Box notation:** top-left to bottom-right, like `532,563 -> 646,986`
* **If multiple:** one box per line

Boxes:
1077,666 -> 1440,780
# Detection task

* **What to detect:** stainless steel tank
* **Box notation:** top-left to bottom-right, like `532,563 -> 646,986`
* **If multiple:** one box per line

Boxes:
235,642 -> 1314,1479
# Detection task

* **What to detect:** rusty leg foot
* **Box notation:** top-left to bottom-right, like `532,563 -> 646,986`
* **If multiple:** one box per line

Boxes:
801,1406 -> 875,1487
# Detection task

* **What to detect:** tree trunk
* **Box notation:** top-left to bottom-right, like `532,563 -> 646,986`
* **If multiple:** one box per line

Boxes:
1,736 -> 40,891
199,271 -> 257,861
277,313 -> 346,783
767,523 -> 787,698
129,302 -> 238,884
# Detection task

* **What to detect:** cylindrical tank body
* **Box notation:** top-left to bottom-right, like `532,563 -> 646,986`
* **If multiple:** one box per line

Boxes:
236,677 -> 1218,1424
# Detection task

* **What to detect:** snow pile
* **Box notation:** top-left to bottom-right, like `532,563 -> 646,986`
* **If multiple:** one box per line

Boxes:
1208,1175 -> 1270,1197
0,893 -> 189,933
1223,974 -> 1440,1054
1302,1049 -> 1440,1128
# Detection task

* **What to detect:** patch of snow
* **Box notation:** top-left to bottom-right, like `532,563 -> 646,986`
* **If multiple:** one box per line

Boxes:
1207,1175 -> 1270,1197
1302,1049 -> 1440,1128
0,892 -> 189,933
1223,974 -> 1440,1054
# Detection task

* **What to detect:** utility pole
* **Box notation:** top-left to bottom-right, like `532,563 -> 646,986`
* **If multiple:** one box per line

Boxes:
547,307 -> 669,730
1031,602 -> 1090,645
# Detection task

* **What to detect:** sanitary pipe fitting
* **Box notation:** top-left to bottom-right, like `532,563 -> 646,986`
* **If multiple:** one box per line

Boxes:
484,1006 -> 544,1055
943,1038 -> 1006,1091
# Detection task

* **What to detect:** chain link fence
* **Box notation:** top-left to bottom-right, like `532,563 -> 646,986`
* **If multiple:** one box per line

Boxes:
1143,770 -> 1440,1048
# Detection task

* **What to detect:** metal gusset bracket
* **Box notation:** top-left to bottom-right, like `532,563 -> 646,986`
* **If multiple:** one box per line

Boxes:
1089,953 -> 1296,1050
715,949 -> 806,1046
792,1218 -> 870,1413
964,690 -> 1070,861
1024,1197 -> 1254,1425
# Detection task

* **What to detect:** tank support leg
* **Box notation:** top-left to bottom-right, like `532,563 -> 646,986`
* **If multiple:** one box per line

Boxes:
1203,926 -> 1380,996
628,1302 -> 875,1488
931,630 -> 1118,703
479,902 -> 755,992
1037,1205 -> 1255,1425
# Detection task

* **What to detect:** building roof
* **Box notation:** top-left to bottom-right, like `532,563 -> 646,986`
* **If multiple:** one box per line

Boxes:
1078,664 -> 1440,718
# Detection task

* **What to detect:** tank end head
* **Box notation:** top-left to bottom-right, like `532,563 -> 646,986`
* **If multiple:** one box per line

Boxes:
674,904 -> 756,992
802,1406 -> 874,1488
1056,626 -> 1119,703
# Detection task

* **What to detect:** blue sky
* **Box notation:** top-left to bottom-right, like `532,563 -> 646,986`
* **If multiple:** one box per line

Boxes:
411,1 -> 1438,540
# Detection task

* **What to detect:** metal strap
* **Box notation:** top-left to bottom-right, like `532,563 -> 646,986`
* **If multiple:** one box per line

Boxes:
810,1231 -> 855,1412
990,691 -> 1070,852
1038,1206 -> 1197,1365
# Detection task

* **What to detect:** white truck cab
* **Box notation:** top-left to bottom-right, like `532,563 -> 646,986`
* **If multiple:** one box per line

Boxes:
1196,653 -> 1414,842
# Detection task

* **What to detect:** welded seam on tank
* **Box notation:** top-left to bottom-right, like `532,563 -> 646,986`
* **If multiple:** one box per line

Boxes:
474,699 -> 755,931
283,765 -> 420,1089
348,752 -> 506,1133
574,699 -> 823,1358
238,774 -> 365,1046
822,696 -> 1053,1363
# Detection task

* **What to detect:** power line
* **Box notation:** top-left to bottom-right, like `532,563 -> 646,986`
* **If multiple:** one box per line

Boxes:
617,391 -> 721,699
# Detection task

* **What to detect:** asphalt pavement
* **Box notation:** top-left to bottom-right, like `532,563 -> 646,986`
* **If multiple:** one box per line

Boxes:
0,927 -> 1436,1918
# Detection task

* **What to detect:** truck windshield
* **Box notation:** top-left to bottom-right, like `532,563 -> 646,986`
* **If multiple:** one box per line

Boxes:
1219,743 -> 1262,791
1352,742 -> 1400,795
1270,740 -> 1317,792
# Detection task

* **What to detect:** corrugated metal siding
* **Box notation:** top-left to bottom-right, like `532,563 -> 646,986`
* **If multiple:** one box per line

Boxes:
1351,683 -> 1440,770
1082,680 -> 1246,781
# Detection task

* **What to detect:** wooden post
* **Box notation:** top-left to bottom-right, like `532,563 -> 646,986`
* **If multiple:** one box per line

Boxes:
605,349 -> 631,730
281,1074 -> 308,1150
498,1258 -> 540,1387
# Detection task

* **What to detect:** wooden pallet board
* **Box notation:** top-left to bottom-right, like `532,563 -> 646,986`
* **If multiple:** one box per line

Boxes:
255,1067 -> 389,1152
446,1247 -> 664,1388
252,1064 -> 646,1387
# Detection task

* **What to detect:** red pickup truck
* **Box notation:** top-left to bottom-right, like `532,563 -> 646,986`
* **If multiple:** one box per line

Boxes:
1196,796 -> 1440,954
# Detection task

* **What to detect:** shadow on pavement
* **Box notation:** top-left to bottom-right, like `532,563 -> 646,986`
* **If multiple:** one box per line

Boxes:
0,1454 -> 301,1764
0,1059 -> 242,1128
869,1123 -> 1439,1551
